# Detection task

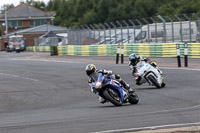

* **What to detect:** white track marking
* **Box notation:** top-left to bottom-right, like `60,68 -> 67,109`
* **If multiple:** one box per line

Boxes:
92,122 -> 200,133
133,104 -> 200,116
0,73 -> 38,82
160,67 -> 200,72
91,105 -> 200,133
11,58 -> 83,63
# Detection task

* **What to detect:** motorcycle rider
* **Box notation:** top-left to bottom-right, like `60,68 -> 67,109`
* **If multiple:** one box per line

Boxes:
128,53 -> 162,85
85,64 -> 134,103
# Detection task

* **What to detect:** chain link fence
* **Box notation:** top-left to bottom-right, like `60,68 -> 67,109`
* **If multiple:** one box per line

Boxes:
68,14 -> 200,45
34,37 -> 68,46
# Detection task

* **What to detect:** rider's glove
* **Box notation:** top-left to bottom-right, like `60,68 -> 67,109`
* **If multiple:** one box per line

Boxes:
98,69 -> 104,73
143,58 -> 150,62
143,58 -> 148,62
90,87 -> 94,92
88,77 -> 93,83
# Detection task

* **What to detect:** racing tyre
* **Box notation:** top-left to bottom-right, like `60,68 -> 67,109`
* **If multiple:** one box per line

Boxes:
128,93 -> 139,104
161,82 -> 166,87
148,75 -> 161,88
103,89 -> 122,106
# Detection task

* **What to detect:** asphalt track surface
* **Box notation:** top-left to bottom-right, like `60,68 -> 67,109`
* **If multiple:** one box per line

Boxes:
0,52 -> 200,133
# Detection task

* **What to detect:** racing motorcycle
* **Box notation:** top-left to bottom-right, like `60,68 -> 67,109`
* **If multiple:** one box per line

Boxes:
91,73 -> 139,106
131,61 -> 166,89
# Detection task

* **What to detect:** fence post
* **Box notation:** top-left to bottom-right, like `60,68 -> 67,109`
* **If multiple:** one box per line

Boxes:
193,13 -> 200,42
116,44 -> 120,64
116,21 -> 123,44
123,20 -> 129,43
157,15 -> 166,43
175,15 -> 183,42
121,44 -> 124,64
150,17 -> 158,43
176,43 -> 181,67
100,23 -> 106,44
166,16 -> 174,42
184,42 -> 188,67
104,23 -> 112,44
183,14 -> 192,42
142,18 -> 150,43
135,19 -> 143,43
128,20 -> 136,43
110,22 -> 117,44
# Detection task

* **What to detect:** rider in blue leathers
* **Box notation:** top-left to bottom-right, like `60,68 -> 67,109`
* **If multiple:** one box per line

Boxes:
85,64 -> 134,103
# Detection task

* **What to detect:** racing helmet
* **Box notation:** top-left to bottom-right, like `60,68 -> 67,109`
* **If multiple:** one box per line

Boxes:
129,53 -> 139,65
85,64 -> 97,76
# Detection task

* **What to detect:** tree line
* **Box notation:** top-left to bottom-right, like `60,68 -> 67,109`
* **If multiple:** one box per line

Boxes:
45,0 -> 200,27
3,0 -> 200,27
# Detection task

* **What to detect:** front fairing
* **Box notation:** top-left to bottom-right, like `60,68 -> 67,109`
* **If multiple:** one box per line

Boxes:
136,62 -> 151,76
92,73 -> 104,91
92,74 -> 127,102
104,78 -> 127,102
136,62 -> 162,85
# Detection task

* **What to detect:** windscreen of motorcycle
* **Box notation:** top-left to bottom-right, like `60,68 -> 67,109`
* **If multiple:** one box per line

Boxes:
90,73 -> 98,82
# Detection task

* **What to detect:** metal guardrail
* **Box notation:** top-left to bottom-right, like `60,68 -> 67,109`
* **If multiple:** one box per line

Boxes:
68,14 -> 200,45
34,37 -> 67,46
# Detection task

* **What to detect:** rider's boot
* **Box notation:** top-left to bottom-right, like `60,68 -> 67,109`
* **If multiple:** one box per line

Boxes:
115,74 -> 134,93
99,96 -> 106,104
120,79 -> 134,93
136,76 -> 142,86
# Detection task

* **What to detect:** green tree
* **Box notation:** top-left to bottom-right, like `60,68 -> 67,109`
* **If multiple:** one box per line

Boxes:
0,4 -> 14,14
24,0 -> 200,27
83,10 -> 98,24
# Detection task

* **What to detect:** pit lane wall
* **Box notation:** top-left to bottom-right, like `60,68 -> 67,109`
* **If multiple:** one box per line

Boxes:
26,43 -> 200,58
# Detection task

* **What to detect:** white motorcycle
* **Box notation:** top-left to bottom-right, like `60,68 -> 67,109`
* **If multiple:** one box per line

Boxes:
131,61 -> 166,88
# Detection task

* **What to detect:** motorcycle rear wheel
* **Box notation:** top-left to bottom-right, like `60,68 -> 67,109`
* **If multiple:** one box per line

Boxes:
103,89 -> 123,106
128,93 -> 139,104
148,75 -> 161,88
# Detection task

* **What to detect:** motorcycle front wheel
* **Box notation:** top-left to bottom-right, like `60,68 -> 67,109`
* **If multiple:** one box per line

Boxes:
148,75 -> 161,88
103,89 -> 123,106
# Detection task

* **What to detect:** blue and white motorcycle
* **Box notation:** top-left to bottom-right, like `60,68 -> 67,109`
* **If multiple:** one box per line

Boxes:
91,73 -> 139,106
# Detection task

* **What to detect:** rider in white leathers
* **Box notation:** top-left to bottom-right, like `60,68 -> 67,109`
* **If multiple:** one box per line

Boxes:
129,53 -> 162,85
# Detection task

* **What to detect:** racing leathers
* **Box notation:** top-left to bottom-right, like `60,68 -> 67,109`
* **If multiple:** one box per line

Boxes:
87,69 -> 134,103
129,56 -> 162,85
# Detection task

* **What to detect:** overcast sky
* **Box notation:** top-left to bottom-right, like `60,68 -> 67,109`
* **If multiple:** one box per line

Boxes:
0,0 -> 50,7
